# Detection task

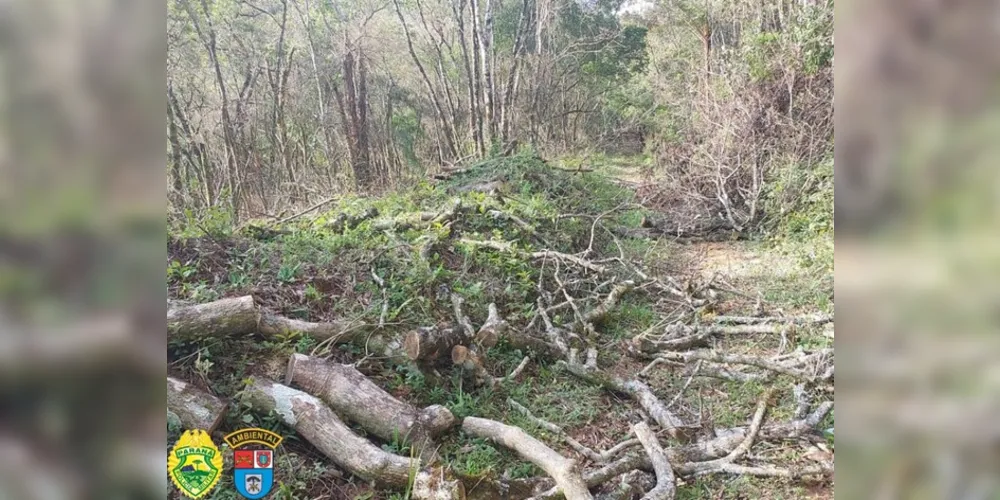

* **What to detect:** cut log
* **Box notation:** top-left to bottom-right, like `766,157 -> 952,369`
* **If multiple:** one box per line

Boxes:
259,313 -> 360,343
463,417 -> 593,500
405,325 -> 468,361
167,296 -> 258,339
285,354 -> 455,455
167,377 -> 228,433
244,378 -> 463,499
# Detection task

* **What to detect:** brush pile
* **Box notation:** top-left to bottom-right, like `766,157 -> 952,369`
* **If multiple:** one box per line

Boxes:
168,154 -> 833,499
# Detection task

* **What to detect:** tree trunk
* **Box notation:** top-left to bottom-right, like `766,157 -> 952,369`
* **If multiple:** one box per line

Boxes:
392,0 -> 458,160
454,0 -> 483,156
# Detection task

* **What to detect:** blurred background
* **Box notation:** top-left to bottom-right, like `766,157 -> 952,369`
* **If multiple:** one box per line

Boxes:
0,0 -> 166,498
0,0 -> 998,497
836,0 -> 1000,498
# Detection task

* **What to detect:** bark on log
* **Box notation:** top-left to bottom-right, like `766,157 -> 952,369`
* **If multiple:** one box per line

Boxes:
167,377 -> 228,433
285,354 -> 455,453
244,378 -> 463,499
167,296 -> 258,338
463,417 -> 593,500
405,326 -> 468,361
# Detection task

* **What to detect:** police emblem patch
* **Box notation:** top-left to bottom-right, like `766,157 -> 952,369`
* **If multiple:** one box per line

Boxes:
167,429 -> 223,499
224,427 -> 283,499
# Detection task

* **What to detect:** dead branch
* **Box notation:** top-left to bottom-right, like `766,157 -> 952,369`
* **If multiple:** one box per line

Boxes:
167,377 -> 227,433
463,417 -> 593,500
632,422 -> 676,500
259,313 -> 360,343
654,351 -> 821,382
460,238 -> 607,273
476,303 -> 508,348
326,207 -> 380,233
244,377 -> 463,499
508,399 -> 605,463
451,294 -> 476,338
562,361 -> 685,438
712,314 -> 833,325
285,354 -> 455,456
495,356 -> 531,384
583,281 -> 635,324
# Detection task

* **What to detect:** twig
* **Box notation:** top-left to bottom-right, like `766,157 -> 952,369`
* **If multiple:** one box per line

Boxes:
495,356 -> 530,384
276,196 -> 338,225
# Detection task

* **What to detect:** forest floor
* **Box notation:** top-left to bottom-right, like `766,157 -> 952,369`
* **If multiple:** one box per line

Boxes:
168,154 -> 833,500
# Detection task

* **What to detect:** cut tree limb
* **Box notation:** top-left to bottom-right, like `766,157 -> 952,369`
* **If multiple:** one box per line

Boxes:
563,361 -> 685,438
463,416 -> 593,500
632,422 -> 676,500
167,296 -> 258,338
244,377 -> 463,499
712,314 -> 833,325
460,238 -> 606,273
285,354 -> 455,455
167,296 -> 364,343
167,377 -> 227,433
508,399 -> 605,463
259,313 -> 360,343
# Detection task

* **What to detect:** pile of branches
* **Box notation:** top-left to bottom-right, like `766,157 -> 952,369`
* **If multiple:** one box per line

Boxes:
168,159 -> 833,498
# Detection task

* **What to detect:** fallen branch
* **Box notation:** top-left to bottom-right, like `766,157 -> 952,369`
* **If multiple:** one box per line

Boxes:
711,314 -> 833,325
463,417 -> 593,500
460,238 -> 606,273
167,377 -> 227,433
632,422 -> 676,500
562,361 -> 685,438
508,399 -> 605,463
582,281 -> 635,324
654,351 -> 821,382
244,378 -> 463,499
285,354 -> 455,456
495,356 -> 531,384
259,313 -> 360,343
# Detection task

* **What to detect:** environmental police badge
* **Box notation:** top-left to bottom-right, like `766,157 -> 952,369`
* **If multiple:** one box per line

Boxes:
224,427 -> 283,499
167,429 -> 223,499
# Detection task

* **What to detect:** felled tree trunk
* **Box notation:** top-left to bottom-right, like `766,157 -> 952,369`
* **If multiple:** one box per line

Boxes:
463,417 -> 593,500
167,377 -> 227,433
167,296 -> 258,339
285,354 -> 455,455
244,378 -> 463,499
